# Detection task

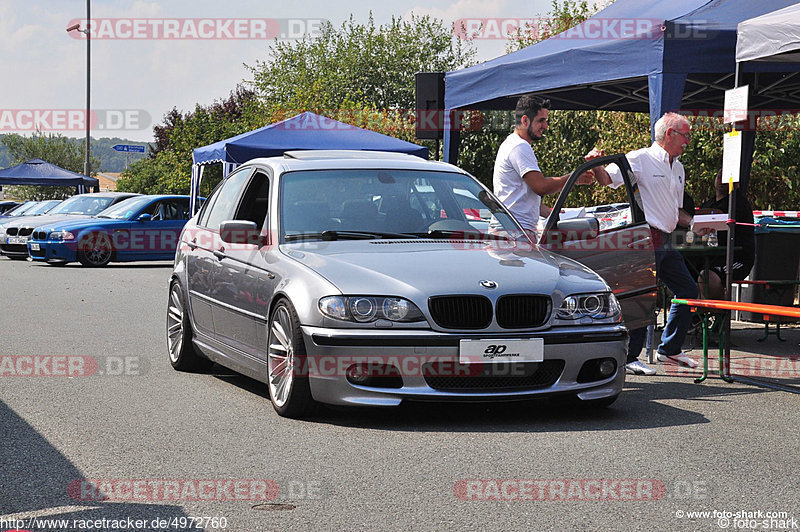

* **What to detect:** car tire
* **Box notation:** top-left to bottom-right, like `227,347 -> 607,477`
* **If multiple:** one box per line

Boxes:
167,280 -> 213,372
77,232 -> 113,267
267,299 -> 316,418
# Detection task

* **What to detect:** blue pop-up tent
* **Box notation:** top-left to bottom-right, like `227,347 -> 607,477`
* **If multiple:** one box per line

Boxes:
443,0 -> 800,167
190,112 -> 429,212
193,111 -> 428,165
0,159 -> 98,192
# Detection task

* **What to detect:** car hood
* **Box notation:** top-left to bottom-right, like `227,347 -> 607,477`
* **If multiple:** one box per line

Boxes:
33,216 -> 122,234
279,240 -> 608,299
3,213 -> 94,230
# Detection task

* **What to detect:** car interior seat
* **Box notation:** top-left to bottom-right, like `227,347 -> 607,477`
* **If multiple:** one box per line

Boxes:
338,199 -> 380,231
381,196 -> 424,233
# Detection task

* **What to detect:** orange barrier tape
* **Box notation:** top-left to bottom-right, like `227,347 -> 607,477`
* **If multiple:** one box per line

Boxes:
672,298 -> 800,318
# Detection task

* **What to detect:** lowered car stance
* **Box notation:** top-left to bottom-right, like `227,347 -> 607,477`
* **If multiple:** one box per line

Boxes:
167,151 -> 655,418
27,195 -> 194,267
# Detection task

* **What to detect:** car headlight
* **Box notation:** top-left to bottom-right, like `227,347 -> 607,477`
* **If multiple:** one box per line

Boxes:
319,296 -> 425,323
49,231 -> 75,241
554,292 -> 621,324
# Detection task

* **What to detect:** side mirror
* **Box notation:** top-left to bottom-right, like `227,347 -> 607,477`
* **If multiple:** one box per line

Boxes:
219,220 -> 261,245
137,213 -> 152,222
556,217 -> 600,241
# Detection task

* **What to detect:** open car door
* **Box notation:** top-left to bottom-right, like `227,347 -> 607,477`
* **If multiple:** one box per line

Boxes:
540,154 -> 657,331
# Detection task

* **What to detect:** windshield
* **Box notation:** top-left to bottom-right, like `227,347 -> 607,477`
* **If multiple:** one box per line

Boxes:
25,200 -> 62,215
3,202 -> 36,216
96,196 -> 153,219
49,195 -> 118,216
280,169 -> 521,242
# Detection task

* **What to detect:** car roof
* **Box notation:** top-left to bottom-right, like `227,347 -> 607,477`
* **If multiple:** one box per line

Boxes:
74,192 -> 141,198
241,150 -> 466,175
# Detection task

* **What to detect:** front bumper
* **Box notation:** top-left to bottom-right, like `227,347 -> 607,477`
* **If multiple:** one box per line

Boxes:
27,239 -> 77,263
300,325 -> 628,407
1,235 -> 31,257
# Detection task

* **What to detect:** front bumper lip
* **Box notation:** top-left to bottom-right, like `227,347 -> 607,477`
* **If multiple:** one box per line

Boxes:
300,324 -> 628,406
27,240 -> 77,262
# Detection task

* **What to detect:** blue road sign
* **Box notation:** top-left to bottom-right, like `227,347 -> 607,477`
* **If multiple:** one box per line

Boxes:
112,144 -> 146,153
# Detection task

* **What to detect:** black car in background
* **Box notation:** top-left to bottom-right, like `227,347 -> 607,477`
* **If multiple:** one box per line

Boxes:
0,201 -> 21,214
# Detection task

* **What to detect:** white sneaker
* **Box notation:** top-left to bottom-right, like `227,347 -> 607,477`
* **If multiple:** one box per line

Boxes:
625,360 -> 657,376
657,352 -> 699,368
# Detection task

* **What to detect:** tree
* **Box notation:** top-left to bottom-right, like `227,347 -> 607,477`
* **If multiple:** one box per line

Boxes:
117,85 -> 262,195
249,14 -> 476,150
1,132 -> 100,200
120,15 -> 476,195
250,14 -> 475,112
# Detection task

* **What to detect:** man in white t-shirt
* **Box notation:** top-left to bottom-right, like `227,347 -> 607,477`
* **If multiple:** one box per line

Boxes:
591,112 -> 699,375
493,95 -> 593,237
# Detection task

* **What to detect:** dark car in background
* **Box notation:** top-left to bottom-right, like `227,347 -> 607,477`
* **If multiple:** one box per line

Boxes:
0,192 -> 139,259
0,201 -> 40,220
28,195 -> 194,266
0,201 -> 21,214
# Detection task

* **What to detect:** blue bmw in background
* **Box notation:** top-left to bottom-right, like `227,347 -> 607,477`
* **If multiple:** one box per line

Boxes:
28,195 -> 194,266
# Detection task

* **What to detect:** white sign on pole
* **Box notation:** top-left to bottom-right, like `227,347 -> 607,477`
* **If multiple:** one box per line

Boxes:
723,85 -> 749,124
721,130 -> 742,184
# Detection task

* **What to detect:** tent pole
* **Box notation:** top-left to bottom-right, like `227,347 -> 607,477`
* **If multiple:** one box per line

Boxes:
85,0 -> 92,190
723,60 -> 744,375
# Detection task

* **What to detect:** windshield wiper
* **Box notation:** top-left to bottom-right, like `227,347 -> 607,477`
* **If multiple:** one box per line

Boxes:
285,230 -> 419,242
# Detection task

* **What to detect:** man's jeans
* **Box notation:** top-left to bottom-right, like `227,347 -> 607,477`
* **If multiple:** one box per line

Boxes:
627,230 -> 698,363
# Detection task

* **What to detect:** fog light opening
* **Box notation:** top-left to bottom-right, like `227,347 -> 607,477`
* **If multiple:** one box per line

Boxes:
599,359 -> 616,377
346,364 -> 370,384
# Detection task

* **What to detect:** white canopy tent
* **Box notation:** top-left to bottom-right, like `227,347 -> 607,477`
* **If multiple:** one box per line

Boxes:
736,3 -> 800,62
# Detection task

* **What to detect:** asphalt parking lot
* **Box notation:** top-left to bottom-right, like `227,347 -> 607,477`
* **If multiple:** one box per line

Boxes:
1,259 -> 798,532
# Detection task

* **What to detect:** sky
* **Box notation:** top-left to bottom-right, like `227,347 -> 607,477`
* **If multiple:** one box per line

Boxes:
0,0 -> 554,143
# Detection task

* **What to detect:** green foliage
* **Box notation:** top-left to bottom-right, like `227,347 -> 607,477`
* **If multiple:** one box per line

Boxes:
120,14 -> 476,195
506,0 -> 595,52
250,14 -> 475,111
1,132 -> 101,200
117,86 -> 261,195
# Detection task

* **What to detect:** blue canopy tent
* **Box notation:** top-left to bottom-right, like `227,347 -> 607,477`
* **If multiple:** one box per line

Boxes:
0,159 -> 98,193
190,112 -> 428,213
443,0 -> 800,193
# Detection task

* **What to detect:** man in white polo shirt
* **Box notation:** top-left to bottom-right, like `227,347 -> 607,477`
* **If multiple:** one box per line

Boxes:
592,112 -> 699,375
494,95 -> 593,237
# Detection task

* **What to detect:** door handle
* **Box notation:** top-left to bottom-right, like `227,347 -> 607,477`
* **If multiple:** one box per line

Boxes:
627,237 -> 650,248
213,247 -> 226,260
186,238 -> 197,250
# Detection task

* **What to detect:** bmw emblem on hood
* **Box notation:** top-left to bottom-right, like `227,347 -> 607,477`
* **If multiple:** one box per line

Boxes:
479,280 -> 498,289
